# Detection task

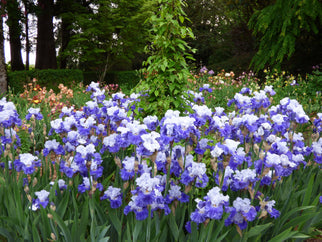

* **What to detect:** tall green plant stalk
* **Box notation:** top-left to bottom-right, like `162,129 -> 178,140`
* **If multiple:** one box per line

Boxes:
138,0 -> 196,118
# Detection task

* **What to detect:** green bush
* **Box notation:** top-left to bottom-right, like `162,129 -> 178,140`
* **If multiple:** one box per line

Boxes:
83,70 -> 141,95
110,71 -> 141,94
8,69 -> 84,94
82,71 -> 99,86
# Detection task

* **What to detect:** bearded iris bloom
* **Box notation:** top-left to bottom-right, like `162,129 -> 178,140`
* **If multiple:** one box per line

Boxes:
100,186 -> 123,208
14,153 -> 41,175
225,197 -> 257,230
190,187 -> 229,224
26,107 -> 43,120
43,139 -> 65,157
31,190 -> 50,211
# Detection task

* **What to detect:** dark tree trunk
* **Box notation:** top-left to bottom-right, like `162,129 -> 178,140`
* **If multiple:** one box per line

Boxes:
59,17 -> 70,69
0,16 -> 8,94
35,0 -> 57,69
25,11 -> 30,70
7,0 -> 25,71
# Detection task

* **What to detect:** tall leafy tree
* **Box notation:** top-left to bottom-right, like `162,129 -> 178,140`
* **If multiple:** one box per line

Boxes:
0,1 -> 7,94
185,0 -> 234,68
110,0 -> 153,70
35,0 -> 57,69
55,0 -> 92,69
184,0 -> 273,72
65,0 -> 115,80
64,0 -> 152,80
6,0 -> 25,71
249,0 -> 322,71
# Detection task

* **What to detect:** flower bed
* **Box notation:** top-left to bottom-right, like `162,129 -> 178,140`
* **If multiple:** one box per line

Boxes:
0,78 -> 321,241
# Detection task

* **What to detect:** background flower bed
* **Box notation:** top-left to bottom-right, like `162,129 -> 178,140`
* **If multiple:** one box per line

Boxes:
0,68 -> 321,241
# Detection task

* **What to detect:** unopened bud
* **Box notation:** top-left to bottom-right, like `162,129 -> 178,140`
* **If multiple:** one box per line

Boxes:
210,158 -> 217,171
263,142 -> 271,152
177,157 -> 184,169
203,218 -> 210,227
50,233 -> 56,241
32,177 -> 38,187
114,157 -> 122,168
166,156 -> 172,165
184,184 -> 192,193
149,151 -> 158,163
197,154 -> 203,163
134,160 -> 139,172
253,144 -> 259,155
185,145 -> 193,155
50,204 -> 56,211
259,150 -> 266,160
24,186 -> 30,193
311,132 -> 319,142
248,185 -> 255,200
190,134 -> 198,144
123,182 -> 129,190
258,210 -> 268,219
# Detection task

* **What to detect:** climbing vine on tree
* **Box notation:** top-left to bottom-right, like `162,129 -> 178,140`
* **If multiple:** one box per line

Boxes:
137,0 -> 195,118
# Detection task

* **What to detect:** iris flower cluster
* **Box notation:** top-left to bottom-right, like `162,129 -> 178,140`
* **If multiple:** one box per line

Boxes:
42,83 -> 321,230
124,172 -> 170,220
0,97 -> 22,128
0,98 -> 22,157
3,81 -> 321,234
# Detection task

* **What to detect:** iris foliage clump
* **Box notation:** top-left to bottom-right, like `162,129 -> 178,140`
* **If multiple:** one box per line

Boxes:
0,76 -> 321,241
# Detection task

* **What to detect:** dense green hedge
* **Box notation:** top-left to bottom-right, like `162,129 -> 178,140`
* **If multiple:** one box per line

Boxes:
108,71 -> 141,94
84,70 -> 142,94
8,69 -> 84,94
8,69 -> 141,94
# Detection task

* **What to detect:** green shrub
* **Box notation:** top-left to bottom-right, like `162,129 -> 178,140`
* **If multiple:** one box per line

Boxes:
83,70 -> 141,94
110,71 -> 141,94
8,69 -> 84,94
83,71 -> 99,86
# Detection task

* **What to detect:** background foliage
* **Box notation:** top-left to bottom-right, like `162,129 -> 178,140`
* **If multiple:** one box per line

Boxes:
2,0 -> 321,79
249,0 -> 322,72
8,69 -> 83,93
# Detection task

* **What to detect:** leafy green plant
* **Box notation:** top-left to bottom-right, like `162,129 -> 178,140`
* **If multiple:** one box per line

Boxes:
136,0 -> 196,118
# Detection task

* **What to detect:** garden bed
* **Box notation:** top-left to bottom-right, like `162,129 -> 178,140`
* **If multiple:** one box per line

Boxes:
0,68 -> 321,241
